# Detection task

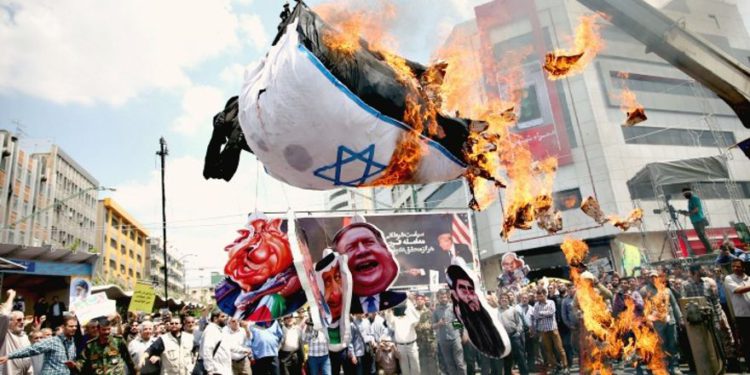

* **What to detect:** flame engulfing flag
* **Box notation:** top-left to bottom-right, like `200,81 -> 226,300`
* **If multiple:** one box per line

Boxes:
544,14 -> 605,80
561,238 -> 668,374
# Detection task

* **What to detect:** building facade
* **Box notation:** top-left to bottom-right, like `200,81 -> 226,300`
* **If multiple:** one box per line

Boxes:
148,237 -> 186,299
0,135 -> 100,251
386,0 -> 750,289
95,198 -> 150,290
0,131 -> 42,246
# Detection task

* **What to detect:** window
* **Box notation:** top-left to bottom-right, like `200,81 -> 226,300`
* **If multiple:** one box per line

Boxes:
424,180 -> 463,209
109,259 -> 116,269
120,264 -> 126,273
331,201 -> 348,211
622,126 -> 736,148
136,272 -> 141,279
120,244 -> 126,255
128,268 -> 134,277
610,71 -> 708,97
137,255 -> 142,263
129,250 -> 134,259
109,238 -> 117,249
330,189 -> 348,200
553,188 -> 582,211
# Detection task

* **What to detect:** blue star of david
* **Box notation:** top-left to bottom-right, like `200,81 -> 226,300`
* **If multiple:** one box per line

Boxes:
313,144 -> 387,187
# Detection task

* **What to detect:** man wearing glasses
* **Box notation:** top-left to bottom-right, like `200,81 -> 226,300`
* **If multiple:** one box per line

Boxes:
146,316 -> 195,374
0,291 -> 34,374
0,314 -> 79,374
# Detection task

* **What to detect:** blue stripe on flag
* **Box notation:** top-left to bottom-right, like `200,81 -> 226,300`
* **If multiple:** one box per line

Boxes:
297,44 -> 467,168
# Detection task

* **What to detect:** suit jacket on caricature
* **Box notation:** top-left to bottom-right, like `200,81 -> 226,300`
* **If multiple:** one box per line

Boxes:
453,243 -> 473,263
350,291 -> 407,314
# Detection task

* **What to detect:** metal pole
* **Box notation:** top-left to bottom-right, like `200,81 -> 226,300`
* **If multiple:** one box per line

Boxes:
157,137 -> 169,301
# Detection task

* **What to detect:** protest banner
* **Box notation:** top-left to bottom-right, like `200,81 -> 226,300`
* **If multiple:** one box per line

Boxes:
128,281 -> 156,313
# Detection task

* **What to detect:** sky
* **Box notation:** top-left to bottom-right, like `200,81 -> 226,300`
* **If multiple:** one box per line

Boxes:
1,0 -> 750,286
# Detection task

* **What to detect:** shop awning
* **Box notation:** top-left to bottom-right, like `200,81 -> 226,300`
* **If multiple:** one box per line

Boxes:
0,257 -> 26,271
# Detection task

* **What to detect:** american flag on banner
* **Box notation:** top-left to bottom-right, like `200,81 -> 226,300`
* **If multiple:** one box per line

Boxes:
451,214 -> 471,245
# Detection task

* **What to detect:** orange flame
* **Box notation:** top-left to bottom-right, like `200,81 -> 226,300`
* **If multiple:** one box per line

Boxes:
561,238 -> 669,374
317,1 -> 559,238
544,14 -> 605,80
616,72 -> 647,126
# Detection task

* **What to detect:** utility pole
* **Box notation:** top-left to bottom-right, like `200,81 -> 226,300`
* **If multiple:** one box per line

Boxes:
157,137 -> 169,300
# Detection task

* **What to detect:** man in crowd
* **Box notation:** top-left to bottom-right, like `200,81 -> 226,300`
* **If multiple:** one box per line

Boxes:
280,314 -> 303,375
498,293 -> 529,375
725,258 -> 750,370
303,318 -> 332,375
248,320 -> 283,375
128,321 -> 155,373
0,314 -> 78,374
516,292 -> 537,372
561,284 -> 579,368
223,317 -> 251,375
77,318 -> 136,374
532,288 -> 568,375
200,310 -> 232,375
414,294 -> 438,375
346,312 -> 367,375
0,307 -> 33,374
384,298 -> 420,375
432,288 -> 466,375
641,270 -> 683,375
351,313 -> 375,375
47,297 -> 66,330
681,187 -> 713,253
146,316 -> 195,374
682,265 -> 732,348
27,330 -> 43,375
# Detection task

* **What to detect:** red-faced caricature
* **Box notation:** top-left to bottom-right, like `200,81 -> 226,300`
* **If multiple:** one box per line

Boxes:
224,218 -> 294,290
332,222 -> 406,314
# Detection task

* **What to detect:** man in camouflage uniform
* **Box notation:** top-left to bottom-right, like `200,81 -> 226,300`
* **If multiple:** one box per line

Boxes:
77,318 -> 136,374
415,294 -> 438,375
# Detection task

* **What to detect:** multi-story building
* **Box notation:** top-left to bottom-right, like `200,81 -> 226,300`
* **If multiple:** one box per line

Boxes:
0,136 -> 100,250
386,0 -> 750,289
95,198 -> 149,290
0,131 -> 42,245
187,285 -> 215,306
148,237 -> 186,299
324,187 -> 380,211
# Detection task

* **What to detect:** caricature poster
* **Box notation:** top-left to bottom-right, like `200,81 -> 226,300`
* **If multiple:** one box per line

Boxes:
314,252 -> 352,351
446,264 -> 510,359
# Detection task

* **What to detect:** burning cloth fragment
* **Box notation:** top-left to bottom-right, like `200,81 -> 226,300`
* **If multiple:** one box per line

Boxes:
580,196 -> 609,225
543,14 -> 604,80
534,194 -> 563,234
610,208 -> 643,231
618,73 -> 647,126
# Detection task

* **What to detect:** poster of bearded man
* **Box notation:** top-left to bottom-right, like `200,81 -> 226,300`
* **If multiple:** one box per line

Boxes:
314,251 -> 353,351
446,264 -> 510,358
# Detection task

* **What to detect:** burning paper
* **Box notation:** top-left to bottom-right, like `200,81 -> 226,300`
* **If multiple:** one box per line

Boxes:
617,73 -> 647,126
544,14 -> 605,80
534,194 -> 563,234
581,196 -> 609,225
610,208 -> 643,231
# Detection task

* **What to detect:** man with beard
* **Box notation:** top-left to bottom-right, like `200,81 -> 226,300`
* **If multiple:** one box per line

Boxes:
200,311 -> 233,375
432,289 -> 466,375
446,265 -> 507,359
332,222 -> 406,314
498,294 -> 529,375
146,316 -> 195,374
0,307 -> 33,375
128,321 -> 155,374
77,318 -> 136,374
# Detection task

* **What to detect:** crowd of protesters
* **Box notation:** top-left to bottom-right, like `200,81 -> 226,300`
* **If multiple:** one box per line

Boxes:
0,244 -> 747,375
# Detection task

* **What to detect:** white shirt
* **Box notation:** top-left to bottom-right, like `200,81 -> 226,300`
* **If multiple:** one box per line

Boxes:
128,336 -> 155,368
281,326 -> 301,352
222,326 -> 250,361
200,323 -> 233,374
725,273 -> 750,317
384,301 -> 419,344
